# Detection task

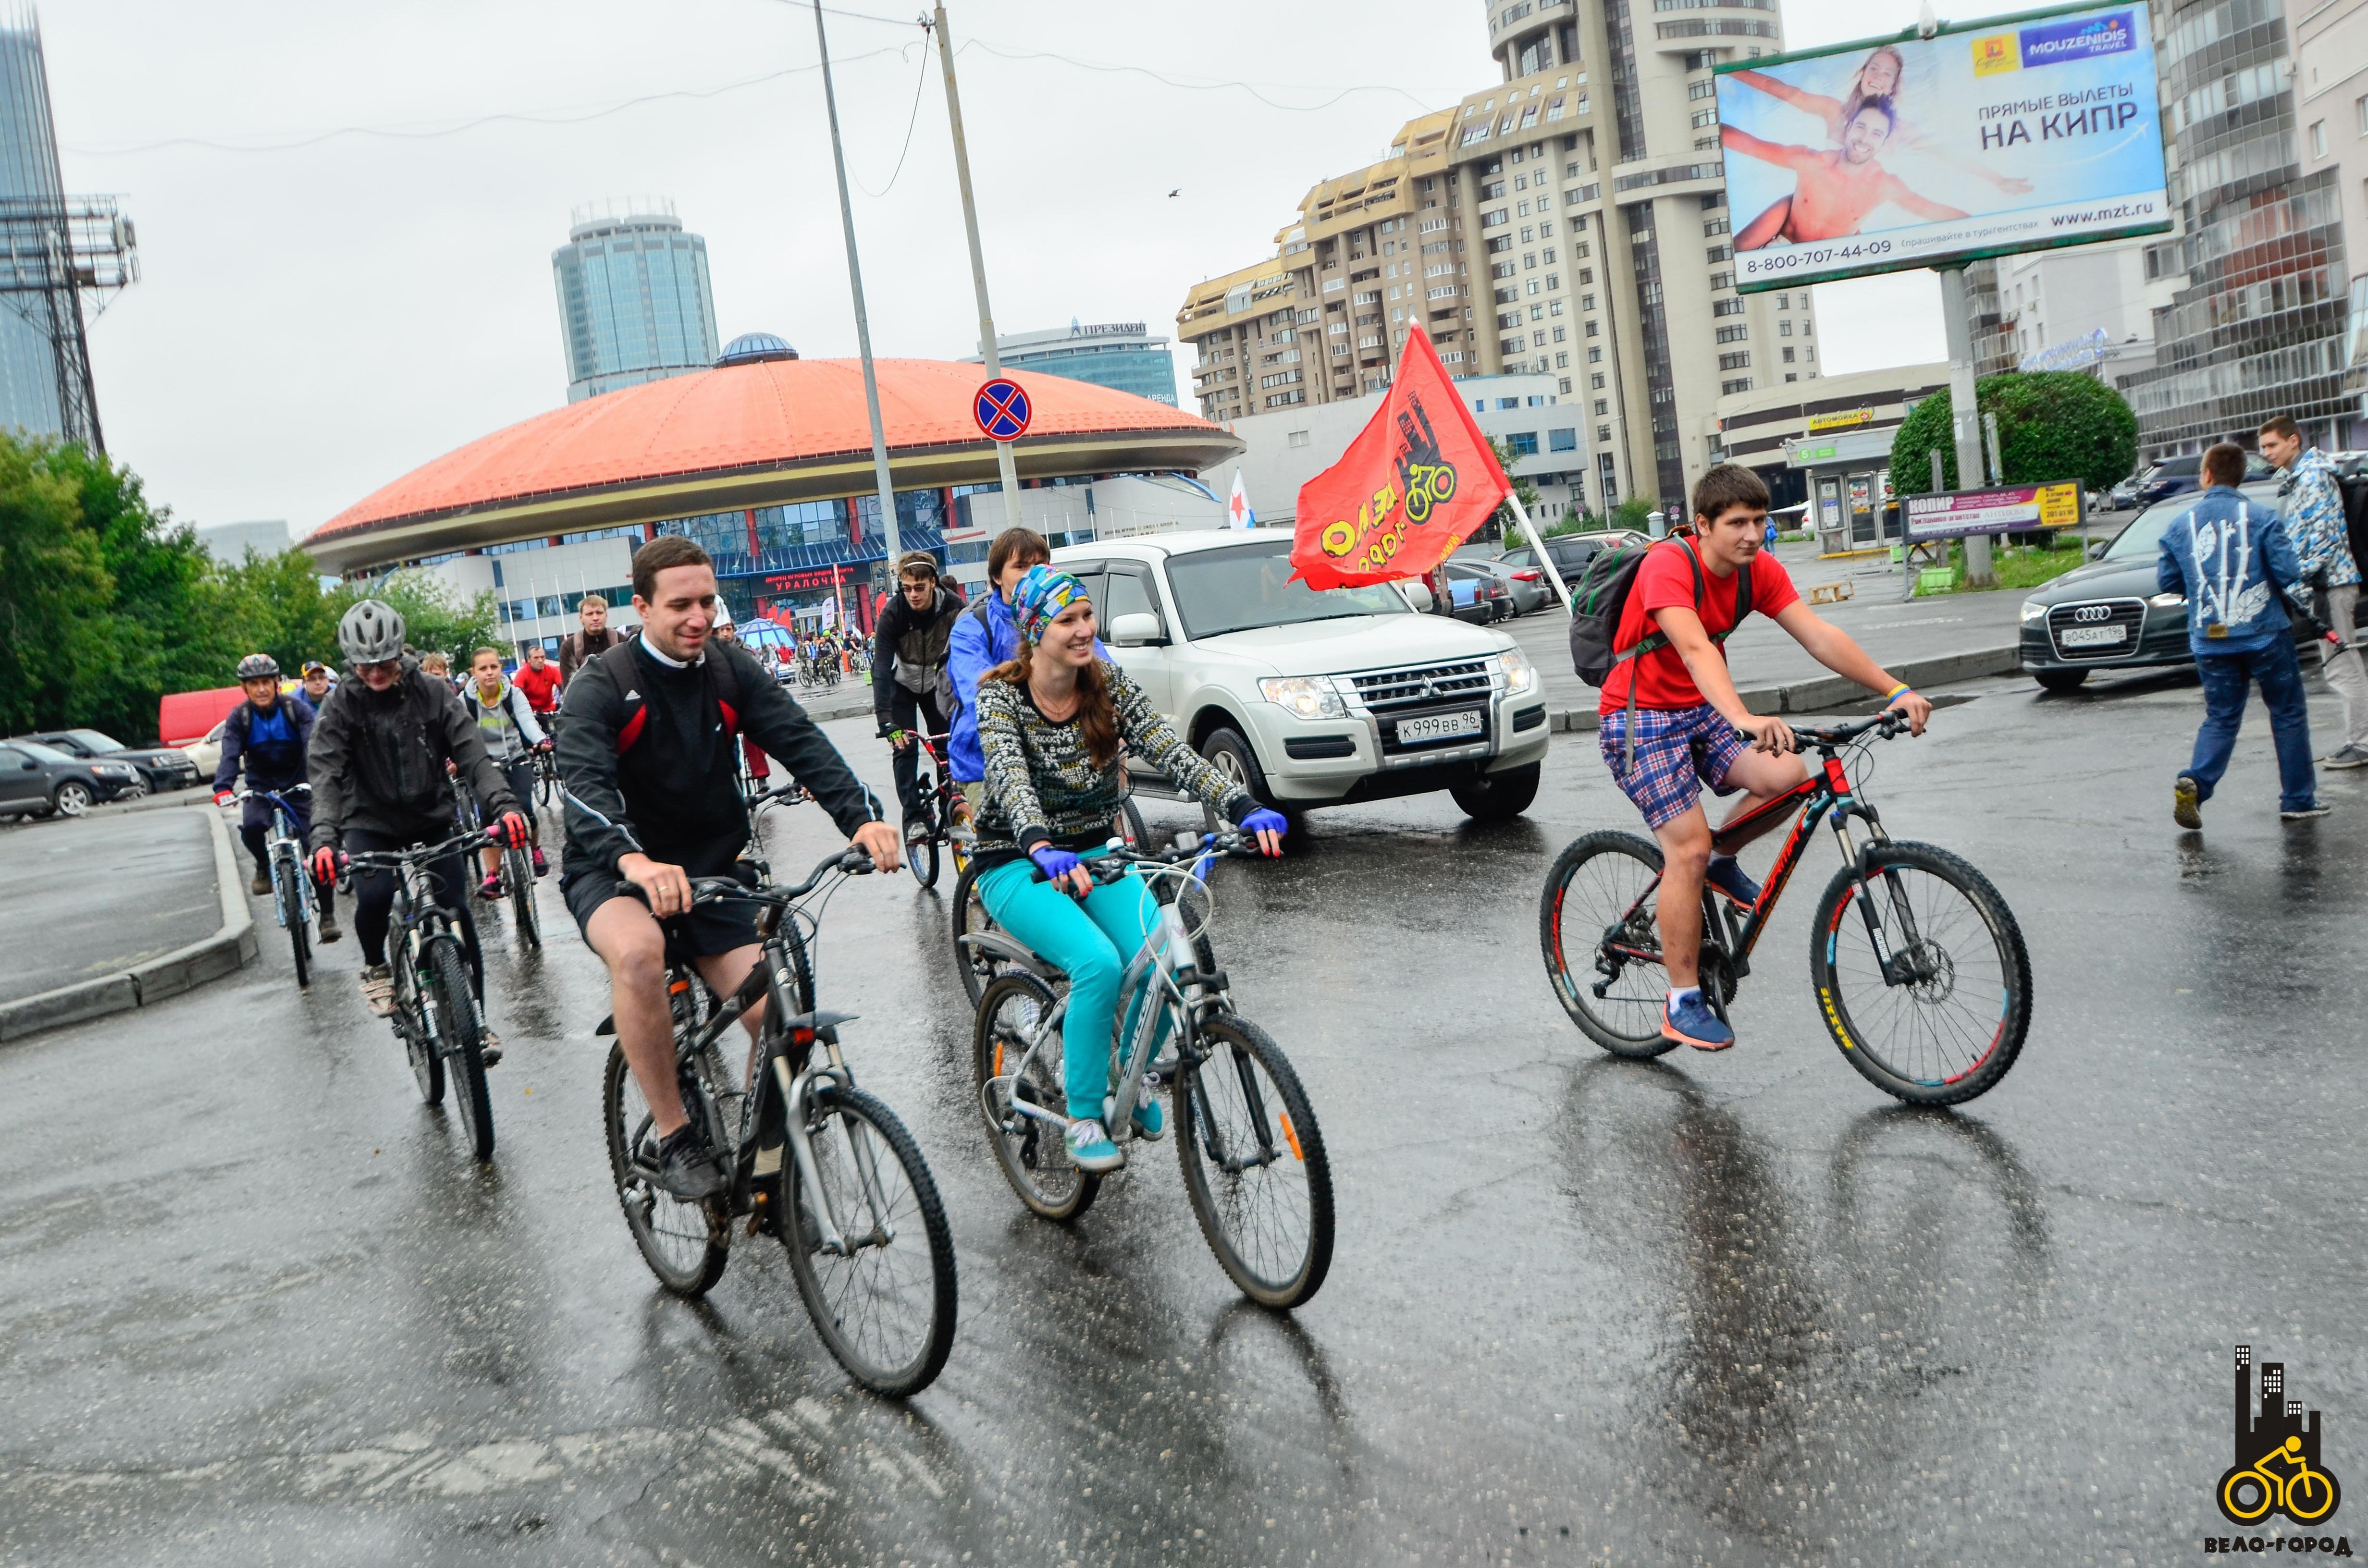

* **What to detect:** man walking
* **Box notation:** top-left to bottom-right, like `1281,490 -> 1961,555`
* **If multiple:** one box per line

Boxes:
2259,414 -> 2368,768
558,594 -> 621,685
2160,442 -> 2326,828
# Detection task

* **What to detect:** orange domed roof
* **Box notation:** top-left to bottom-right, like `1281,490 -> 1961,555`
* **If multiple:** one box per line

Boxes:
305,357 -> 1238,573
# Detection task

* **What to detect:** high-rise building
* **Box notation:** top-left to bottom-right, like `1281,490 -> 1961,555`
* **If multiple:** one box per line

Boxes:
551,198 -> 720,404
2121,0 -> 2349,454
1178,0 -> 1810,516
2294,0 -> 2368,446
973,321 -> 1180,405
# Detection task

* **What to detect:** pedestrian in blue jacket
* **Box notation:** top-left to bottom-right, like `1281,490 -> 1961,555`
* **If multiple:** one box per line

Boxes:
946,527 -> 1104,825
2155,442 -> 2325,827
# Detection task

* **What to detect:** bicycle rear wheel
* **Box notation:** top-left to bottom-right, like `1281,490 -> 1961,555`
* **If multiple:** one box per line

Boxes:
784,1083 -> 957,1398
602,1041 -> 728,1296
1177,1015 -> 1333,1309
974,973 -> 1098,1221
395,947 -> 444,1105
951,863 -> 1009,1009
275,855 -> 311,990
1809,840 -> 2031,1106
506,843 -> 542,950
1539,830 -> 1678,1058
428,937 -> 494,1161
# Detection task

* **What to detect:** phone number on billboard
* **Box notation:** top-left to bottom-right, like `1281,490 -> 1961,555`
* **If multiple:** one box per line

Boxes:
1742,241 -> 1892,276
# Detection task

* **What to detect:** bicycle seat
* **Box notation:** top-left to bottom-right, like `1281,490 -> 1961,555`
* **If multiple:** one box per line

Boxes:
776,1009 -> 859,1036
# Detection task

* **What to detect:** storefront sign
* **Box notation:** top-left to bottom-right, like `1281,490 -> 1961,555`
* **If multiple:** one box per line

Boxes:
1904,481 -> 2083,540
762,567 -> 845,594
1806,407 -> 1873,433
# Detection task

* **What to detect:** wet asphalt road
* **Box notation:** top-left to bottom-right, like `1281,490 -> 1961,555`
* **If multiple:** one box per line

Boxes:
0,805 -> 219,1004
4,679 -> 2365,1567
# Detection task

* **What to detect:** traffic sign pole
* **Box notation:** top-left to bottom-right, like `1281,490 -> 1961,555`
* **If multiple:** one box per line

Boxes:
933,4 -> 1024,533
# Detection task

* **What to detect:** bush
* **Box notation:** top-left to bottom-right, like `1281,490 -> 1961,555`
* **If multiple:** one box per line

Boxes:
1889,371 -> 2137,496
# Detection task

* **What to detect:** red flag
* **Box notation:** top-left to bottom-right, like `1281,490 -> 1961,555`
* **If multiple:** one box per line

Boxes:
1290,326 -> 1511,589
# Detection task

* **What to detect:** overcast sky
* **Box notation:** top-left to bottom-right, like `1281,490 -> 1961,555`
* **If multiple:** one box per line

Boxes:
47,0 -> 2034,538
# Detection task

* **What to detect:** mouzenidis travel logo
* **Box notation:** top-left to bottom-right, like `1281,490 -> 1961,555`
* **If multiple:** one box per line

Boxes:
2205,1346 -> 2347,1557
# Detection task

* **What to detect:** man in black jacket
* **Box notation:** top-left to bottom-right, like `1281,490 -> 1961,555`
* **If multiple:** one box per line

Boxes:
871,551 -> 963,844
557,594 -> 621,685
557,536 -> 899,1198
308,599 -> 530,1038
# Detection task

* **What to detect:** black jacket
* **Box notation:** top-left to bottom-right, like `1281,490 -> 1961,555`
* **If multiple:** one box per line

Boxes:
871,584 -> 964,725
306,659 -> 518,851
558,625 -> 622,685
557,635 -> 882,875
214,696 -> 314,794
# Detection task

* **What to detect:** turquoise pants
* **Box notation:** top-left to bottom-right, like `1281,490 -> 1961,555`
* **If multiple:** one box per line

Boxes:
976,850 -> 1164,1119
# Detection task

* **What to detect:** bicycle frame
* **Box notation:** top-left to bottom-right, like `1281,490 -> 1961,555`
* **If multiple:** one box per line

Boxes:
348,836 -> 481,1053
246,787 -> 313,931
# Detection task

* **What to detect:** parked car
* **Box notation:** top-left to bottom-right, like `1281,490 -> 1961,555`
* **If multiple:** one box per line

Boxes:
14,727 -> 201,794
0,738 -> 143,819
2018,481 -> 2305,691
184,719 -> 227,782
1436,561 -> 1512,624
2130,451 -> 2273,511
1052,530 -> 1552,824
1494,530 -> 1649,602
1462,556 -> 1550,616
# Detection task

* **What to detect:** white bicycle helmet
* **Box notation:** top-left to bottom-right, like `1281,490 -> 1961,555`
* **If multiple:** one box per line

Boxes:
338,599 -> 407,664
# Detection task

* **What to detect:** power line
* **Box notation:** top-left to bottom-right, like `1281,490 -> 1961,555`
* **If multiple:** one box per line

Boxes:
851,39 -> 932,198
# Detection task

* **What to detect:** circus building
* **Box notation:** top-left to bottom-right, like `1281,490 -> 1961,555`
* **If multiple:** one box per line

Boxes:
303,333 -> 1241,646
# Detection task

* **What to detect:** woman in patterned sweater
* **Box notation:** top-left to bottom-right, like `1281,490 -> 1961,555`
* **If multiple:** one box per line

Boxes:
974,565 -> 1287,1174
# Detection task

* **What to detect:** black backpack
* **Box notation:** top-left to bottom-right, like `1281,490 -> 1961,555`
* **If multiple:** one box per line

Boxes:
1567,535 -> 1751,771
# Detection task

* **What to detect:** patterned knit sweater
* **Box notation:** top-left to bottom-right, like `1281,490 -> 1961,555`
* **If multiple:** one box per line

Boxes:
973,661 -> 1256,867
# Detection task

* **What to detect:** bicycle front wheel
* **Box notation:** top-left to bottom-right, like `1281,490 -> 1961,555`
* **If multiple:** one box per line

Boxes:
1178,1016 -> 1333,1309
428,937 -> 494,1160
974,973 -> 1097,1220
784,1084 -> 957,1398
275,856 -> 311,990
1809,840 -> 2031,1106
506,844 -> 541,950
906,782 -> 940,890
602,1041 -> 728,1297
1539,831 -> 1677,1057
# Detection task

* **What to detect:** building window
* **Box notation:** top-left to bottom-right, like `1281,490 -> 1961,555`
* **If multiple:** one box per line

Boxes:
1588,346 -> 1603,362
1703,217 -> 1730,237
1718,350 -> 1750,369
1287,429 -> 1311,448
1715,324 -> 1748,343
1593,398 -> 1609,415
1555,350 -> 1570,366
1723,376 -> 1752,394
1507,432 -> 1541,457
2313,120 -> 2328,158
1585,319 -> 1600,336
1558,376 -> 1573,392
1597,424 -> 1613,441
1781,346 -> 1795,362
1553,325 -> 1567,342
1779,319 -> 1792,335
1549,427 -> 1578,451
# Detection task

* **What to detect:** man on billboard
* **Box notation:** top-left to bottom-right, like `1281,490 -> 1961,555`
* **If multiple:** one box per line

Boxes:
1725,99 -> 1969,248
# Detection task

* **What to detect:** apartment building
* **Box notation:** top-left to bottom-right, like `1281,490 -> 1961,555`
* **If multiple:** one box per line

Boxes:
2295,0 -> 2368,444
1178,0 -> 1815,520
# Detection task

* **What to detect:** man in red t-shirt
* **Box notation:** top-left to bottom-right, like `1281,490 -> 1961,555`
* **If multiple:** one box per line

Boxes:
1599,463 -> 1932,1052
514,643 -> 563,723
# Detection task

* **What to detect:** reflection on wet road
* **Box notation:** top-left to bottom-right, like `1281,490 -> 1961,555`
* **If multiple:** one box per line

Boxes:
2,681 -> 2363,1565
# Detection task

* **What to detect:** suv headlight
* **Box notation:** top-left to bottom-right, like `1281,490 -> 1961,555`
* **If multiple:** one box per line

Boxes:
2020,599 -> 2048,623
1498,647 -> 1539,696
1258,675 -> 1346,720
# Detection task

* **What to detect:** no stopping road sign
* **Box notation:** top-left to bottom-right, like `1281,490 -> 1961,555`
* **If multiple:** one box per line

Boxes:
974,378 -> 1031,441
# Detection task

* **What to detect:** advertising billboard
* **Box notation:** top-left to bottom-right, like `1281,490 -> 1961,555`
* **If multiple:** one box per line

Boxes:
1904,481 -> 2084,540
1714,1 -> 2169,292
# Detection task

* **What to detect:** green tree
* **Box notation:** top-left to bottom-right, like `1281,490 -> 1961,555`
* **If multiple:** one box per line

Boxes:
1611,495 -> 1656,534
0,437 -> 112,735
1890,371 -> 2138,496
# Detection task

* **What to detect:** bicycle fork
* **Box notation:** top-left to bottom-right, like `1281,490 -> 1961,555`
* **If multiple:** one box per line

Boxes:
1819,765 -> 1927,988
773,1034 -> 897,1258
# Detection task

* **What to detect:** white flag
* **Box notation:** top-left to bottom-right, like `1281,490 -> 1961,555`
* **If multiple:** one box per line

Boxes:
1228,470 -> 1256,530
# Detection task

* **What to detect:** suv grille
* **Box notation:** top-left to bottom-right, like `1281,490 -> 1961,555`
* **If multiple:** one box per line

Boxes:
2045,598 -> 2146,661
1347,659 -> 1494,712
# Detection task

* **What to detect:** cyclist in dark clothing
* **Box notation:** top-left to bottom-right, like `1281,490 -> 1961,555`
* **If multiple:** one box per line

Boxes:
558,535 -> 899,1199
214,653 -> 338,940
871,551 -> 963,844
308,600 -> 530,1046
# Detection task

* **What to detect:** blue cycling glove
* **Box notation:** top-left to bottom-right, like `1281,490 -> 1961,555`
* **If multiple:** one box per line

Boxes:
1240,807 -> 1288,839
1030,844 -> 1082,883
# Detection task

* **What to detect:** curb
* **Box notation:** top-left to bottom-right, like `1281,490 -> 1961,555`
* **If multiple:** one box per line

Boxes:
0,804 -> 257,1042
1550,642 -> 2022,734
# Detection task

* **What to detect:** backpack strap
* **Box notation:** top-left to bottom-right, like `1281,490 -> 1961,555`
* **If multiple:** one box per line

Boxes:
615,642 -> 744,757
1614,538 -> 1750,774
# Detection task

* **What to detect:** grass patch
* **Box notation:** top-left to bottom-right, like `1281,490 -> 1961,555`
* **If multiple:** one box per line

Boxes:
1919,540 -> 2091,594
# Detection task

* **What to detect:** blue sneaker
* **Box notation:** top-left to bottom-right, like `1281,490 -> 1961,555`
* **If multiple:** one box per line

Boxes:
1704,854 -> 1761,909
1066,1119 -> 1125,1173
1132,1083 -> 1165,1142
1662,992 -> 1736,1051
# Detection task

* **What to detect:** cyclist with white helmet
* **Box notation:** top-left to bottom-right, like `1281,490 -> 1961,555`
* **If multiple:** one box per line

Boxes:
308,600 -> 531,1053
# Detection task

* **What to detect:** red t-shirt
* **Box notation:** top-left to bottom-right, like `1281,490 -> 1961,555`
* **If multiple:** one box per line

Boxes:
1598,539 -> 1799,713
514,662 -> 563,713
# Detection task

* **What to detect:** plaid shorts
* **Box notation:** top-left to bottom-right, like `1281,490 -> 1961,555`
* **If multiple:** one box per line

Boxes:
1598,702 -> 1748,830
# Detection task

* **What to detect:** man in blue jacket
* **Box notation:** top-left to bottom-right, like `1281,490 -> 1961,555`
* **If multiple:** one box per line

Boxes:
213,653 -> 339,939
946,527 -> 1106,832
2157,442 -> 2325,828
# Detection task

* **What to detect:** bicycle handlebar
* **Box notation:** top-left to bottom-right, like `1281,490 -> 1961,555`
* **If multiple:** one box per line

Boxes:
233,784 -> 310,806
1735,710 -> 1910,750
1029,829 -> 1264,886
341,826 -> 505,868
618,845 -> 875,913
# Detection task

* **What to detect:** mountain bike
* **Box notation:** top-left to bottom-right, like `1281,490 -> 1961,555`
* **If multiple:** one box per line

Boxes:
973,831 -> 1332,1309
950,794 -> 1151,1008
451,761 -> 540,947
601,848 -> 956,1397
345,828 -> 503,1160
238,784 -> 317,990
887,729 -> 966,891
1539,712 -> 2032,1106
531,740 -> 562,810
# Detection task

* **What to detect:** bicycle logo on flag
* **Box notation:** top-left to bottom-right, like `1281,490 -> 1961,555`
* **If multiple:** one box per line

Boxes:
2218,1346 -> 2342,1527
1317,393 -> 1459,569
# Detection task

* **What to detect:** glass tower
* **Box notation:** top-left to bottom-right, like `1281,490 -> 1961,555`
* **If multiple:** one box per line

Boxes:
983,322 -> 1180,406
552,199 -> 719,403
0,10 -> 74,440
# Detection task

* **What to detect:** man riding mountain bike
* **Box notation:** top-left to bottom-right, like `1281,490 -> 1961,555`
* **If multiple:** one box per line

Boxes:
214,652 -> 338,942
308,600 -> 531,1058
871,550 -> 964,846
555,535 -> 900,1200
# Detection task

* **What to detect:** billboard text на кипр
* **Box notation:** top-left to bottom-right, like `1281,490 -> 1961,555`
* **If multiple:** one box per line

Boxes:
1713,2 -> 2169,292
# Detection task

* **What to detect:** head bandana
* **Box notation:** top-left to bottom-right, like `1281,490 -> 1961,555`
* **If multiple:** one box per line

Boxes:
1011,564 -> 1087,644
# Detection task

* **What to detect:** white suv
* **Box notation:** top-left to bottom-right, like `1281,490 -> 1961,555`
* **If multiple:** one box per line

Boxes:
1053,530 -> 1550,824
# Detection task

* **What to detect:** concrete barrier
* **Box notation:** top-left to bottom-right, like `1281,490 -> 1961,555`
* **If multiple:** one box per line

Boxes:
0,803 -> 256,1042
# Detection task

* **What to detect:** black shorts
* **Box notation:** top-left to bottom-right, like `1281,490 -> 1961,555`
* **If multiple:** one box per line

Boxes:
561,852 -> 764,959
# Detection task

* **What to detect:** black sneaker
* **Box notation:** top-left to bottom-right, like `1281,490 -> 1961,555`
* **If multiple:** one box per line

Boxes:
316,905 -> 341,943
652,1125 -> 726,1199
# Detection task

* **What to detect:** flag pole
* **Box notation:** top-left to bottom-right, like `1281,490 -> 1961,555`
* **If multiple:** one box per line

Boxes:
1502,491 -> 1574,619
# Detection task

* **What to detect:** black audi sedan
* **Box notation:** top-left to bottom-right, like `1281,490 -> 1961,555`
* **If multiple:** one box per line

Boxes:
14,727 -> 201,794
2018,482 -> 2308,691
